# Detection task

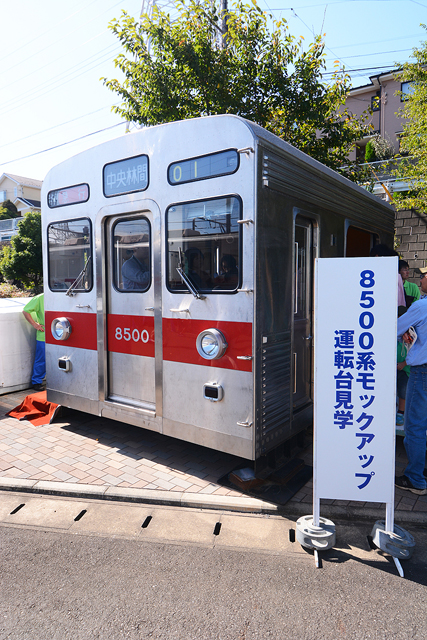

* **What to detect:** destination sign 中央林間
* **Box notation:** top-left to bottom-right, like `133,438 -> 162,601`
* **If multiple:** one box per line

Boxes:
103,155 -> 149,197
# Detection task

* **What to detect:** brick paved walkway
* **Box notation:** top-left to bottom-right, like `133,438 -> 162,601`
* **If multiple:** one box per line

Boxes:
0,390 -> 246,498
0,389 -> 426,516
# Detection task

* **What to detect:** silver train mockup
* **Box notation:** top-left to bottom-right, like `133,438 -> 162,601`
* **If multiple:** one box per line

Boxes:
42,115 -> 395,466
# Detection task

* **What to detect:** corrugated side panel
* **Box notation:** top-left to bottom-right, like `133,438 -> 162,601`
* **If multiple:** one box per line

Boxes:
262,150 -> 394,234
258,337 -> 291,454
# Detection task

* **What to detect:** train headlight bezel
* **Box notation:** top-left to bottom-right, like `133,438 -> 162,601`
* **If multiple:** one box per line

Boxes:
196,329 -> 228,360
51,317 -> 72,341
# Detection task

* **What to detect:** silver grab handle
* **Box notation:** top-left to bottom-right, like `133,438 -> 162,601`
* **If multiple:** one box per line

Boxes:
237,219 -> 254,225
293,352 -> 297,394
170,308 -> 190,313
303,335 -> 312,340
236,288 -> 253,293
237,147 -> 254,155
237,355 -> 253,360
145,307 -> 154,311
294,241 -> 298,315
237,421 -> 253,428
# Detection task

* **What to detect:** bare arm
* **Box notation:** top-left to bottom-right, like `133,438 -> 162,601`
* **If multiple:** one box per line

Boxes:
23,311 -> 44,333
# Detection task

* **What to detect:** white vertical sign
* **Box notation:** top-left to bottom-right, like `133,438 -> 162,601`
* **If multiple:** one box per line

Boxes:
314,257 -> 397,504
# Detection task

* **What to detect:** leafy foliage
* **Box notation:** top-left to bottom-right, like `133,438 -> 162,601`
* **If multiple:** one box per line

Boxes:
0,283 -> 29,298
394,26 -> 427,212
103,0 -> 370,171
365,140 -> 376,163
0,211 -> 42,288
0,200 -> 19,220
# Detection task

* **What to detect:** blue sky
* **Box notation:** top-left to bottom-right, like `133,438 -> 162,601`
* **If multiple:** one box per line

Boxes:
0,0 -> 425,181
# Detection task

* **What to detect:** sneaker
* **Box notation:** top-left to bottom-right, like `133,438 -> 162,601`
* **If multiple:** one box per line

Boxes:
395,475 -> 427,495
396,412 -> 404,427
32,383 -> 45,392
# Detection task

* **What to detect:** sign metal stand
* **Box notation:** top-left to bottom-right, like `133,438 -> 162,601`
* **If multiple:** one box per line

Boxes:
296,257 -> 415,576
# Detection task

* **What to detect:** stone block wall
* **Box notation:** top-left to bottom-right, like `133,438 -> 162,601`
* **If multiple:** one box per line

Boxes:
395,207 -> 427,284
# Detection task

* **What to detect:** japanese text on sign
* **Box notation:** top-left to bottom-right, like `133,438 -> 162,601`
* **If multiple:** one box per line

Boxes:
103,155 -> 149,197
333,270 -> 377,491
47,184 -> 89,208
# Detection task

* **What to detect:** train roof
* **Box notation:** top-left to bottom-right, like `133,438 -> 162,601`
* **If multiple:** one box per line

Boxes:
43,114 -> 394,228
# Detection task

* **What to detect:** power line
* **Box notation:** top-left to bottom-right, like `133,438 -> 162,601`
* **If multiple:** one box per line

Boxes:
0,0 -> 101,65
0,123 -> 125,168
328,47 -> 412,61
1,30 -> 112,93
327,32 -> 424,51
0,0 -> 130,74
0,104 -> 121,151
321,64 -> 402,76
0,44 -> 121,118
273,0 -> 427,8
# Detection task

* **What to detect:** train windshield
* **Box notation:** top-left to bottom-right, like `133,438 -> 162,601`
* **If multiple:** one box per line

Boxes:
167,196 -> 241,293
47,218 -> 92,291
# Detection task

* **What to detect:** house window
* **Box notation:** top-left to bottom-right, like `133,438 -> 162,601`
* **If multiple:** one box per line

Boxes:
401,81 -> 414,101
0,191 -> 6,202
371,91 -> 381,112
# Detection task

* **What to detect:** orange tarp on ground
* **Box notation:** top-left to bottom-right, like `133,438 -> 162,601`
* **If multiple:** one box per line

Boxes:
7,391 -> 60,427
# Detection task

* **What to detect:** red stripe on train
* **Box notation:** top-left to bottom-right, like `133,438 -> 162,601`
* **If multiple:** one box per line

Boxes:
107,314 -> 155,357
45,311 -> 252,371
162,318 -> 252,372
45,311 -> 97,350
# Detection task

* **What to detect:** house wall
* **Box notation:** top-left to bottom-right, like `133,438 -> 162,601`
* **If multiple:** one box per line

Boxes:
0,176 -> 42,211
346,74 -> 406,162
0,176 -> 21,202
345,71 -> 427,275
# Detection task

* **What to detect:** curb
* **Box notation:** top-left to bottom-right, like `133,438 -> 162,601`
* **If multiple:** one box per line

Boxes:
0,478 -> 279,515
0,477 -> 426,525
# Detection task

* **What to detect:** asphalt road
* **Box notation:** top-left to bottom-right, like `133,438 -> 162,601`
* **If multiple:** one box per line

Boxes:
1,506 -> 426,640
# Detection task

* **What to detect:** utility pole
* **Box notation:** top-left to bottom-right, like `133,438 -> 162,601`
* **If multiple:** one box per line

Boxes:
220,0 -> 228,49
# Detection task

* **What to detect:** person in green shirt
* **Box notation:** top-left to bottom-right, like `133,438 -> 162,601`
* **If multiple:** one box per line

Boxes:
22,293 -> 45,391
399,260 -> 421,308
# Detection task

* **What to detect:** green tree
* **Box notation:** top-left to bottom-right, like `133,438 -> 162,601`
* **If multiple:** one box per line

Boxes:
365,140 -> 376,163
0,211 -> 42,288
394,26 -> 427,212
103,0 -> 370,171
0,200 -> 19,220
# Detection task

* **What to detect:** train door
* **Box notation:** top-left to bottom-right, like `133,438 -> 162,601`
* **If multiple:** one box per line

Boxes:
293,215 -> 313,410
105,212 -> 157,412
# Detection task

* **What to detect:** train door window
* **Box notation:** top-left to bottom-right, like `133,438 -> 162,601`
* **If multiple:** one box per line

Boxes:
294,224 -> 309,319
112,218 -> 151,292
346,226 -> 379,257
47,218 -> 92,291
293,216 -> 313,409
166,196 -> 241,293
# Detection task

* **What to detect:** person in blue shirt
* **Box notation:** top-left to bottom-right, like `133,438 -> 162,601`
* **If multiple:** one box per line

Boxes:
122,246 -> 149,291
396,270 -> 427,495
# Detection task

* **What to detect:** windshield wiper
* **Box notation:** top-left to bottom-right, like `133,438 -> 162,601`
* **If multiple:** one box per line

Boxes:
176,247 -> 205,300
66,255 -> 92,297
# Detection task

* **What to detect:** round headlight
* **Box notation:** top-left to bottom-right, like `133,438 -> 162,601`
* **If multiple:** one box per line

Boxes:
196,329 -> 228,360
51,317 -> 72,341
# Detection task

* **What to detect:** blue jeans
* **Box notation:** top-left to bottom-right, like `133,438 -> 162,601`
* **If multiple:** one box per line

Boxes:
31,340 -> 46,385
403,364 -> 427,489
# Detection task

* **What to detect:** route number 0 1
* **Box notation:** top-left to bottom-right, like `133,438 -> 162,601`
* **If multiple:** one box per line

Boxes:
115,327 -> 150,343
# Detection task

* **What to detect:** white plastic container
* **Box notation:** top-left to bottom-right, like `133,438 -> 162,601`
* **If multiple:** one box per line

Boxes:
0,298 -> 36,395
